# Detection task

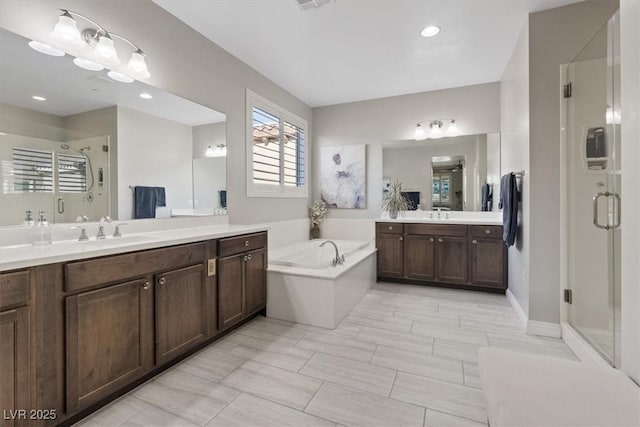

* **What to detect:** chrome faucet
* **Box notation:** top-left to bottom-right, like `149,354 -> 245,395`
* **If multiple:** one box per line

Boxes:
319,240 -> 345,267
435,207 -> 442,219
70,225 -> 89,241
96,216 -> 112,239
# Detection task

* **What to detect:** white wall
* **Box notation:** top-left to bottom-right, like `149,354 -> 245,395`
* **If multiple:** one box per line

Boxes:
620,0 -> 640,383
117,107 -> 193,219
193,157 -> 226,209
486,133 -> 501,212
193,122 -> 226,159
501,22 -> 531,317
528,0 -> 619,325
0,0 -> 313,225
312,83 -> 500,221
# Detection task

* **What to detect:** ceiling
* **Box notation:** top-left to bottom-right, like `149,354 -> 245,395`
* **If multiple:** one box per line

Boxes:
155,0 -> 583,107
0,28 -> 225,126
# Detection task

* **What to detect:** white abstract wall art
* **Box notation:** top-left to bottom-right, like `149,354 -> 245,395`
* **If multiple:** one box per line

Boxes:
320,144 -> 366,209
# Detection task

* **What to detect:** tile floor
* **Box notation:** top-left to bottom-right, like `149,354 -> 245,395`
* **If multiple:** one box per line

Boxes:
75,282 -> 576,427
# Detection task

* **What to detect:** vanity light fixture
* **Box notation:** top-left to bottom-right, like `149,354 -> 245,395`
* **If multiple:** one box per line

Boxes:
205,144 -> 227,158
414,119 -> 457,140
29,9 -> 150,83
421,25 -> 441,38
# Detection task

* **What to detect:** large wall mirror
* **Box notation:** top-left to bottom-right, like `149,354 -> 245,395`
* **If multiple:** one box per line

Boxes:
0,28 -> 227,226
382,133 -> 501,212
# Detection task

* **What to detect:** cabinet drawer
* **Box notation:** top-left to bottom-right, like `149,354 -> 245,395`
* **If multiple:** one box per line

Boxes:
65,242 -> 207,292
0,270 -> 29,310
376,223 -> 404,235
406,224 -> 467,237
470,225 -> 503,240
218,232 -> 267,258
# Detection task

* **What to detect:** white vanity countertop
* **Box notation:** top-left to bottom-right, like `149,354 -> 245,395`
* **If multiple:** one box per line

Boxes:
0,224 -> 268,272
375,215 -> 503,226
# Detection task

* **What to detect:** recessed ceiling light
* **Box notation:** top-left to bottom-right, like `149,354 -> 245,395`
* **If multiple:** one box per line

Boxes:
32,95 -> 46,101
139,93 -> 153,99
421,26 -> 440,38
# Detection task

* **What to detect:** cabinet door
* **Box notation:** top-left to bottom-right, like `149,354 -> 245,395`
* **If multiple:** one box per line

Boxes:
66,279 -> 153,414
245,249 -> 267,315
404,235 -> 436,281
470,238 -> 505,288
436,236 -> 468,283
218,254 -> 245,330
0,307 -> 29,427
376,233 -> 404,278
155,264 -> 206,365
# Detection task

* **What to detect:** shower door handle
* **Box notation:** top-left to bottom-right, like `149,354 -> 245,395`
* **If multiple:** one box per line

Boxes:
57,198 -> 65,214
593,192 -> 611,230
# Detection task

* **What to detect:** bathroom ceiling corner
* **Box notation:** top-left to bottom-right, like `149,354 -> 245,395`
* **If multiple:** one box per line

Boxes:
154,0 -> 584,107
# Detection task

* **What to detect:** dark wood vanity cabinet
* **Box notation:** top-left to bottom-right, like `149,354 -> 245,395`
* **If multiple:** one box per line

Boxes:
218,233 -> 268,330
0,271 -> 31,427
377,222 -> 507,292
155,264 -> 207,365
66,278 -> 154,413
0,231 -> 267,425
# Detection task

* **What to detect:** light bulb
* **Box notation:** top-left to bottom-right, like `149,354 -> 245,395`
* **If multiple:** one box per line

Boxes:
107,70 -> 133,83
430,121 -> 442,138
414,124 -> 427,141
127,50 -> 150,79
205,145 -> 215,157
73,57 -> 104,71
94,35 -> 120,65
421,26 -> 441,38
28,40 -> 65,56
51,11 -> 85,48
448,120 -> 457,133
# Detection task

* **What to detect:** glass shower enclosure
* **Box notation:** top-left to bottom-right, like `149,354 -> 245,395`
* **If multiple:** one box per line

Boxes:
564,11 -> 621,366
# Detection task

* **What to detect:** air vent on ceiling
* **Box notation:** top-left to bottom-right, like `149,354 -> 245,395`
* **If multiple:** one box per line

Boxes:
296,0 -> 332,11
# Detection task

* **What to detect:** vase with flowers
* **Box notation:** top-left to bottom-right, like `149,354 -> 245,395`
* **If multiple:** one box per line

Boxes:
308,200 -> 328,239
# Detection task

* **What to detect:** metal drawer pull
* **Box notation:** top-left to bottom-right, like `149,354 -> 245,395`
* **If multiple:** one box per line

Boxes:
429,237 -> 434,242
399,236 -> 403,241
158,277 -> 166,285
472,240 -> 478,245
142,281 -> 150,290
438,238 -> 443,243
244,240 -> 250,246
247,254 -> 252,260
388,226 -> 393,231
485,229 -> 491,234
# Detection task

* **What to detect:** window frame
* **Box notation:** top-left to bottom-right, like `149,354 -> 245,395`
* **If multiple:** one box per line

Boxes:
246,90 -> 308,198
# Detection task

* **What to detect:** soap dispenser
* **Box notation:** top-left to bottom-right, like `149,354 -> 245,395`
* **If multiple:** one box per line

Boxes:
32,210 -> 52,246
23,209 -> 34,226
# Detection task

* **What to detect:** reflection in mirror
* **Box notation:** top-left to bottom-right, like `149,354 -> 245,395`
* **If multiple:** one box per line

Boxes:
382,133 -> 501,212
0,28 -> 226,226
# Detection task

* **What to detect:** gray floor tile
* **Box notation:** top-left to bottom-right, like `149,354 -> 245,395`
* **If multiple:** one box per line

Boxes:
370,345 -> 464,385
300,352 -> 396,396
73,396 -> 146,426
207,393 -> 334,427
296,331 -> 377,362
176,348 -> 247,382
305,382 -> 425,427
424,409 -> 487,426
433,338 -> 484,363
121,402 -> 199,427
221,360 -> 322,410
411,321 -> 489,346
230,336 -> 314,372
391,372 -> 487,423
357,326 -> 434,353
462,362 -> 482,389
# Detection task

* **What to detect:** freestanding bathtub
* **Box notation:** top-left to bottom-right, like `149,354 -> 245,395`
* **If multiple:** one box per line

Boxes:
267,239 -> 377,329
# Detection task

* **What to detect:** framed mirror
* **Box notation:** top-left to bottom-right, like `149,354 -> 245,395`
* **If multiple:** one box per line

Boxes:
382,133 -> 501,212
0,28 -> 226,226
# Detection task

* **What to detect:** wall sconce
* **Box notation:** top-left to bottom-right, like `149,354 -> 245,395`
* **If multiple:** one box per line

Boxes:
414,119 -> 458,140
28,9 -> 150,83
205,144 -> 227,158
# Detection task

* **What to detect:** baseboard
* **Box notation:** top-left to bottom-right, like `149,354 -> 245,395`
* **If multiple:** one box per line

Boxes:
506,289 -> 527,328
561,322 -> 611,367
527,320 -> 562,338
506,290 -> 562,338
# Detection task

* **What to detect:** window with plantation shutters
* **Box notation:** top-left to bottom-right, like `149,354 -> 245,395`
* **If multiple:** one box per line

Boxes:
5,147 -> 54,193
57,152 -> 87,193
247,90 -> 307,197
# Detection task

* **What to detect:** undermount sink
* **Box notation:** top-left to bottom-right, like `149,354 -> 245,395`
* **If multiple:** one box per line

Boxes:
57,235 -> 159,247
